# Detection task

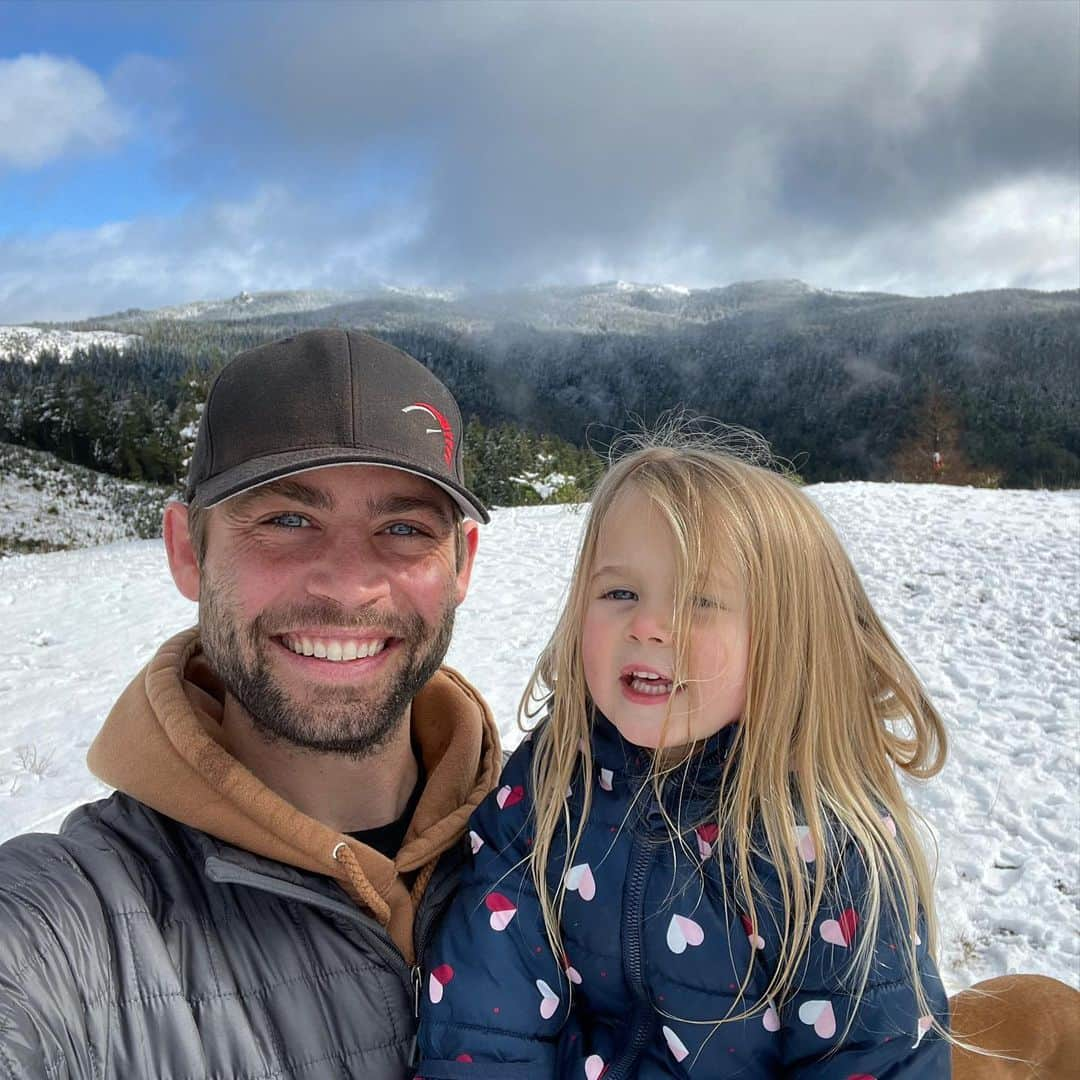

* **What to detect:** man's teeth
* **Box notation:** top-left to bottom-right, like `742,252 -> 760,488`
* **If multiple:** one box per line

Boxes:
282,636 -> 387,662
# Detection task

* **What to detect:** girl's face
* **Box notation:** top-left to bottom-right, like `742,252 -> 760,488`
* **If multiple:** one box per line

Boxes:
581,486 -> 750,749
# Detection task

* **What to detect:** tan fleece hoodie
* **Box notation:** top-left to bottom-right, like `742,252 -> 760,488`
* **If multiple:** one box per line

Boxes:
87,627 -> 501,964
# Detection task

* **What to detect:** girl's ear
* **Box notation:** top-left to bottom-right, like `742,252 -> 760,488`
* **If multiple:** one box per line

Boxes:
163,501 -> 201,602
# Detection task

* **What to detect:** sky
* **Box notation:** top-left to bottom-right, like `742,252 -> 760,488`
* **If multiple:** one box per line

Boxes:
0,0 -> 1077,322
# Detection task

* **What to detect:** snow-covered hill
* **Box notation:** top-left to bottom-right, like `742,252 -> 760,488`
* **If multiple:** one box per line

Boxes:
0,325 -> 139,362
0,444 -> 173,554
0,483 -> 1077,993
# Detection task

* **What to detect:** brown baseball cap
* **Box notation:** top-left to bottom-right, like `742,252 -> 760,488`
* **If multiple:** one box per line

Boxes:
185,329 -> 489,522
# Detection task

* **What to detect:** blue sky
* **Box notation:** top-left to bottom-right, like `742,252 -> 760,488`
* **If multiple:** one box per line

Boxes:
1,0 -> 1077,322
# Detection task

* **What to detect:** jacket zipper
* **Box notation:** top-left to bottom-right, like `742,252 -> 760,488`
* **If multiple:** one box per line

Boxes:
203,855 -> 408,983
603,811 -> 663,1080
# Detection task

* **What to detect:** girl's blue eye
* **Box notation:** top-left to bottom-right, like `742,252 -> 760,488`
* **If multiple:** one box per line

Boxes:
603,588 -> 637,601
270,512 -> 311,528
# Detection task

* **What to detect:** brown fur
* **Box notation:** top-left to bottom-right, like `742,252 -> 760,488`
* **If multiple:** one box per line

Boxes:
951,975 -> 1080,1079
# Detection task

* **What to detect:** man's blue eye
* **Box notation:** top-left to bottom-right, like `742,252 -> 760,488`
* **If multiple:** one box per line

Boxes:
270,513 -> 311,528
385,523 -> 420,536
604,588 -> 637,601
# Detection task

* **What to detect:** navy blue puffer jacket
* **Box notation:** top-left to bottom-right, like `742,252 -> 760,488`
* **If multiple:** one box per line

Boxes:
417,716 -> 950,1078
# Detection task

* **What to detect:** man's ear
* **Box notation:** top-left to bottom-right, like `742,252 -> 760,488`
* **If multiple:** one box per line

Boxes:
163,501 -> 201,602
454,519 -> 481,605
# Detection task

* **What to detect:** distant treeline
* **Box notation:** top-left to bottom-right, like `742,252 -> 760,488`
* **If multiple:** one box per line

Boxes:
2,300 -> 1078,497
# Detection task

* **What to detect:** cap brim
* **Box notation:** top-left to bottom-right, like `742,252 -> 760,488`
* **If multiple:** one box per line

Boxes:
191,449 -> 490,523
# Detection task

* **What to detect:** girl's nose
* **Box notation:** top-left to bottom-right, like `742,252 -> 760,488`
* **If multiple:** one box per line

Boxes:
627,605 -> 671,645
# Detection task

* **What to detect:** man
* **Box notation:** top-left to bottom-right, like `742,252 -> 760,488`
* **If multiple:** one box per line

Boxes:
0,330 -> 501,1078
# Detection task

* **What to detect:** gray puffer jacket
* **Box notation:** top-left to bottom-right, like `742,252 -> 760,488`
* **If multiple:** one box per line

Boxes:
0,630 -> 501,1080
0,792 -> 461,1079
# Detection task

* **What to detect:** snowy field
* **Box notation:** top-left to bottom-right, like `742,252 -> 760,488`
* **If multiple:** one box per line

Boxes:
0,483 -> 1076,994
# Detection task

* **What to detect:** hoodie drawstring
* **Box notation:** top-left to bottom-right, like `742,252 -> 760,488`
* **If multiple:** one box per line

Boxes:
332,841 -> 392,925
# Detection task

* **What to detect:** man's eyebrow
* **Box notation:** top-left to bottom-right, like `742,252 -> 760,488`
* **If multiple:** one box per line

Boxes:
368,493 -> 454,528
229,479 -> 335,514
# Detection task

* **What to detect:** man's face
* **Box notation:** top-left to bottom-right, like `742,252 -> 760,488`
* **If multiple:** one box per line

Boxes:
193,465 -> 477,757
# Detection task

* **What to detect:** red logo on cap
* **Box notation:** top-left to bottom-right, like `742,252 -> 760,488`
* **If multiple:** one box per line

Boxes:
402,403 -> 455,466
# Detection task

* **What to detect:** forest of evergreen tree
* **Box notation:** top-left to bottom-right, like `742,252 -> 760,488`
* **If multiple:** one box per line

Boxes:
2,297 -> 1077,501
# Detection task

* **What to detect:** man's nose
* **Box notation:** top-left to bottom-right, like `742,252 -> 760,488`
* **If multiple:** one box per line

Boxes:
304,532 -> 390,607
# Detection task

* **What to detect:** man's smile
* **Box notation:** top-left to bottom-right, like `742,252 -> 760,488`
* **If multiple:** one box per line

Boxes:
279,633 -> 389,662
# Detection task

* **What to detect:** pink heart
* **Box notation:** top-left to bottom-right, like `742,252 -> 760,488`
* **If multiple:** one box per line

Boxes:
584,1054 -> 606,1080
564,957 -> 582,984
599,768 -> 614,791
496,784 -> 524,809
796,825 -> 816,863
536,978 -> 559,1020
468,830 -> 484,854
666,913 -> 705,954
485,892 -> 517,932
455,1054 -> 474,1063
565,863 -> 596,901
763,1002 -> 781,1032
428,963 -> 454,1004
819,907 -> 858,948
913,1015 -> 933,1049
662,1025 -> 689,1062
882,814 -> 897,838
798,999 -> 836,1039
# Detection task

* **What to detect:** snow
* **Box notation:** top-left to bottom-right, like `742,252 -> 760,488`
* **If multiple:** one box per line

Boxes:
0,325 -> 139,362
0,483 -> 1077,993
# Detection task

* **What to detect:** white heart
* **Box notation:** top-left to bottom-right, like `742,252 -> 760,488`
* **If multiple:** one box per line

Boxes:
796,825 -> 816,863
599,768 -> 614,791
666,914 -> 705,954
428,972 -> 444,1004
536,979 -> 559,1020
468,830 -> 484,854
749,932 -> 765,950
662,1025 -> 689,1062
882,813 -> 897,837
763,1002 -> 781,1032
565,863 -> 596,901
584,1054 -> 605,1080
565,963 -> 582,985
797,999 -> 836,1039
696,835 -> 713,860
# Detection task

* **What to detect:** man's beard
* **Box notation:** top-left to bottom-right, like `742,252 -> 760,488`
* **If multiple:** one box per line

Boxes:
199,583 -> 456,758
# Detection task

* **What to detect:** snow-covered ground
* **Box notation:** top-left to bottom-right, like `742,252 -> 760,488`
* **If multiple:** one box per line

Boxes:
0,483 -> 1076,993
0,325 -> 139,362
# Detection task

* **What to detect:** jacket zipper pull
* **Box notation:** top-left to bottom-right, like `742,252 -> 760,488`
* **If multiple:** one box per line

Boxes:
412,964 -> 423,1018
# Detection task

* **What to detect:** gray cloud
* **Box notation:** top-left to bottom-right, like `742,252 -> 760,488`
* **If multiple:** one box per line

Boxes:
2,0 -> 1076,320
179,0 -> 1076,292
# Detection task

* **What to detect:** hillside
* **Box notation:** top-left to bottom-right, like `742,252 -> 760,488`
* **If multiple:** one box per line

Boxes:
3,279 -> 1078,491
0,443 -> 173,555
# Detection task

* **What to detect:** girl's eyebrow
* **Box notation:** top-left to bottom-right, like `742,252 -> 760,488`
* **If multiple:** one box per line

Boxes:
591,564 -> 630,578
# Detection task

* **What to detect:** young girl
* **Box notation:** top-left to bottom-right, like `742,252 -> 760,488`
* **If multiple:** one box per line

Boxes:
417,438 -> 951,1078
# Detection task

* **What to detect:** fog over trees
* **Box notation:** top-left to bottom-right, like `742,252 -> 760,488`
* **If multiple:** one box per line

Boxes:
2,282 -> 1077,500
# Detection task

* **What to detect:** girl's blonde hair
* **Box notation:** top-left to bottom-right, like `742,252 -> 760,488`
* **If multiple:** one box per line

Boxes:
522,427 -> 947,1029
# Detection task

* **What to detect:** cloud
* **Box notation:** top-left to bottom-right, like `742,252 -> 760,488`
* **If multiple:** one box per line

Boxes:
3,0 -> 1077,318
177,0 -> 1075,294
0,54 -> 129,169
0,186 -> 422,322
